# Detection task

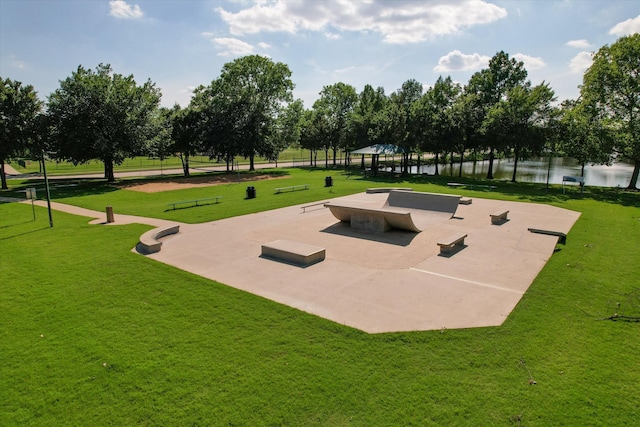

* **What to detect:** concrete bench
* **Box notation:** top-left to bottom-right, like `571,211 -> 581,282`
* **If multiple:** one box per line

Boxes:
490,210 -> 509,224
138,225 -> 180,254
261,240 -> 325,267
301,201 -> 328,213
275,184 -> 309,194
437,233 -> 468,254
459,197 -> 472,205
167,196 -> 222,210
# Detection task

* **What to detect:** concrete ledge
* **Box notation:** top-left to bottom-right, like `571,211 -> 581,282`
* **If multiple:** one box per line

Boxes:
490,210 -> 509,225
138,225 -> 180,254
528,228 -> 567,244
261,239 -> 326,267
386,190 -> 461,216
366,187 -> 413,194
437,233 -> 468,254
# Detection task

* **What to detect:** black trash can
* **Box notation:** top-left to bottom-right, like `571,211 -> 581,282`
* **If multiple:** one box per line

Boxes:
246,186 -> 256,199
325,176 -> 333,187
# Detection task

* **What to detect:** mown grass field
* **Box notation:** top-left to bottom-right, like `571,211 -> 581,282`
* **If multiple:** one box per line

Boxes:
1,168 -> 639,425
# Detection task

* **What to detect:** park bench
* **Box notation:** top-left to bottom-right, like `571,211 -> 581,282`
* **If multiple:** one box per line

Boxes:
166,196 -> 222,210
274,184 -> 309,194
437,233 -> 468,254
261,239 -> 325,267
137,225 -> 180,254
301,201 -> 329,213
490,210 -> 509,224
459,197 -> 472,205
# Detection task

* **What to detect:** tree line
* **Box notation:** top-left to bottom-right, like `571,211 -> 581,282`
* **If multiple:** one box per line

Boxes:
1,34 -> 638,190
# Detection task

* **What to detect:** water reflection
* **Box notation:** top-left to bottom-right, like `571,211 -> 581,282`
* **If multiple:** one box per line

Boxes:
407,157 -> 637,188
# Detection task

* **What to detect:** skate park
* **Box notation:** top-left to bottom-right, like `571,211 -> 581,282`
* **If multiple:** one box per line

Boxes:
144,190 -> 581,333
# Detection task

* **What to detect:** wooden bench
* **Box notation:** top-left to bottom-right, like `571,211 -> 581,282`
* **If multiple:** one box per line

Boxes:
261,240 -> 325,267
490,210 -> 509,224
137,225 -> 180,254
275,184 -> 309,194
166,196 -> 222,210
301,201 -> 329,213
437,233 -> 468,254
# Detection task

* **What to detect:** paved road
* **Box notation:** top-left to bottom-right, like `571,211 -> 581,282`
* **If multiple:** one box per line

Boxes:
5,160 -> 310,181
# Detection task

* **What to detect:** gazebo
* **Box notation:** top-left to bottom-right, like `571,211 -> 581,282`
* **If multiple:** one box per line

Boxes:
350,144 -> 405,174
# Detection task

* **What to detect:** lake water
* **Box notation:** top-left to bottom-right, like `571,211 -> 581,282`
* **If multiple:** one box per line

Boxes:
405,157 -> 638,188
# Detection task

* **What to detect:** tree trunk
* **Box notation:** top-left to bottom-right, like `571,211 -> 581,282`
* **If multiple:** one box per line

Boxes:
324,149 -> 328,169
511,150 -> 519,183
0,160 -> 7,190
332,148 -> 337,166
486,147 -> 495,180
182,154 -> 190,177
249,154 -> 255,171
458,152 -> 464,177
434,153 -> 439,176
104,160 -> 115,183
628,158 -> 640,190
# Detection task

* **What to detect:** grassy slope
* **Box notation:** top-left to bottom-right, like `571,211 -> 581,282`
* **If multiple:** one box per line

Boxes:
1,170 -> 639,426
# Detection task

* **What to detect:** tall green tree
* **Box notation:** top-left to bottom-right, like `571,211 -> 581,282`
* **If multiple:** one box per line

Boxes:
349,84 -> 388,151
558,99 -> 614,176
468,51 -> 528,179
581,34 -> 640,189
313,82 -> 357,166
484,82 -> 556,182
216,55 -> 294,171
171,104 -> 204,176
412,76 -> 460,176
47,64 -> 161,182
388,79 -> 423,174
0,78 -> 43,189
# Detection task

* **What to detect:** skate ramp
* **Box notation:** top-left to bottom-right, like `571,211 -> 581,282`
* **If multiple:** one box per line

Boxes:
385,190 -> 461,216
325,203 -> 422,232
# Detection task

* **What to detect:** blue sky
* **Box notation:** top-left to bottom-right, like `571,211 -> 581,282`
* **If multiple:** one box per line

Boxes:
1,0 -> 638,109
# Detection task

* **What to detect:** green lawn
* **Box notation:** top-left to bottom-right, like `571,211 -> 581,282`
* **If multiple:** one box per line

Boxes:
1,169 -> 639,425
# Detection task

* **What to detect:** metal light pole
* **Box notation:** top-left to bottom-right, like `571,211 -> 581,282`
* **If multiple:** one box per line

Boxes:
41,150 -> 53,227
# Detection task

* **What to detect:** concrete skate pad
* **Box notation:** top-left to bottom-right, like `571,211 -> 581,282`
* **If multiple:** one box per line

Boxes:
145,192 -> 581,333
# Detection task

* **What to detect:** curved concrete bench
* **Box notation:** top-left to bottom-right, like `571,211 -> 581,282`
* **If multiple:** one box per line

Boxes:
137,225 -> 180,254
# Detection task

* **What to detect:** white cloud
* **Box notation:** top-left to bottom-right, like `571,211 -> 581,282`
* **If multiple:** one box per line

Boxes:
335,66 -> 356,74
217,0 -> 507,44
10,54 -> 26,69
566,39 -> 591,49
109,0 -> 143,19
211,38 -> 255,56
513,53 -> 545,70
609,15 -> 640,36
325,32 -> 341,40
569,51 -> 593,74
257,42 -> 272,49
433,50 -> 490,72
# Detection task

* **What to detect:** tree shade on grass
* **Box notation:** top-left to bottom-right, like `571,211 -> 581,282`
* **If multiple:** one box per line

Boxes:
1,174 -> 639,425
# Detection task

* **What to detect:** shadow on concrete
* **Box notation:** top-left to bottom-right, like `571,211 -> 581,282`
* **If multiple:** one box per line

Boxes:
320,222 -> 419,247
